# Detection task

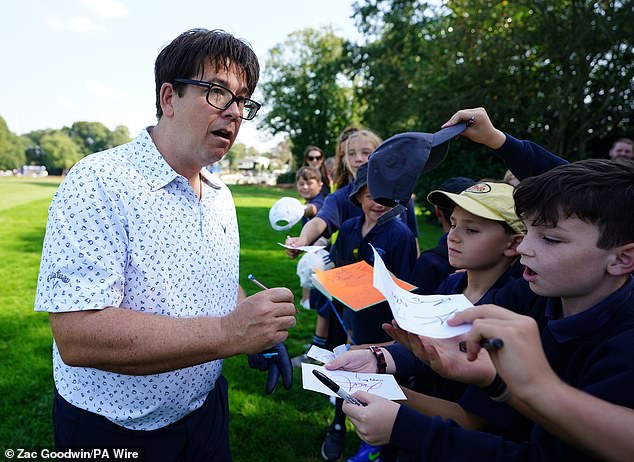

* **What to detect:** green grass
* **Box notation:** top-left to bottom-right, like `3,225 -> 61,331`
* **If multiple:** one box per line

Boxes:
0,178 -> 441,460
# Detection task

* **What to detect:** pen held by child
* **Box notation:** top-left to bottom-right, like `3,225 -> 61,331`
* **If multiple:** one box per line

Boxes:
458,338 -> 504,353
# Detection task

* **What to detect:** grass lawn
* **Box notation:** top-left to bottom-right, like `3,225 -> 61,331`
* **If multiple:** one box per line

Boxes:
0,176 -> 441,461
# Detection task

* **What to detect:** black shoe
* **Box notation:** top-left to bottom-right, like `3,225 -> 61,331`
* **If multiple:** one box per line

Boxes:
321,422 -> 346,460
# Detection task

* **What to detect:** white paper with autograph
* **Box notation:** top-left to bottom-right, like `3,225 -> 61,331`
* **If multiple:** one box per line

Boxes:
301,363 -> 406,401
371,246 -> 473,338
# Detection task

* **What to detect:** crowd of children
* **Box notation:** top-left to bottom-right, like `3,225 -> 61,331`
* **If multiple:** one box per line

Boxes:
273,106 -> 634,462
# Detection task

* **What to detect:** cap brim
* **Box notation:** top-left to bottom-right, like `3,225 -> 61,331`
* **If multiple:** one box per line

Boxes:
427,190 -> 505,223
422,122 -> 467,174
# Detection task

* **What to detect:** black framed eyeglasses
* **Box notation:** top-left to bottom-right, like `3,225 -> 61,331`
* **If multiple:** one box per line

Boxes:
173,78 -> 261,120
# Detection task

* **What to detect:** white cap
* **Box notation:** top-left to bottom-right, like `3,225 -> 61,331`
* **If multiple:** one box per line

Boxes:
269,197 -> 305,231
296,249 -> 334,288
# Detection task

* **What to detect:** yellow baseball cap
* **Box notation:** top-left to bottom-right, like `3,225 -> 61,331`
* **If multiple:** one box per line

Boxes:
427,182 -> 524,234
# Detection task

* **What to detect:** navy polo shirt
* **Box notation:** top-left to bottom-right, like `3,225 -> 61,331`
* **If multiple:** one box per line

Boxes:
390,277 -> 634,461
316,183 -> 419,238
331,214 -> 417,344
409,233 -> 455,295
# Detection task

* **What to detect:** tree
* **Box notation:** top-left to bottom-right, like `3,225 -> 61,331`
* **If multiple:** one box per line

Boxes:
439,0 -> 634,160
352,0 -> 634,210
352,0 -> 449,135
354,0 -> 633,158
111,125 -> 131,146
39,131 -> 83,175
0,116 -> 27,170
66,121 -> 131,156
260,27 -> 361,165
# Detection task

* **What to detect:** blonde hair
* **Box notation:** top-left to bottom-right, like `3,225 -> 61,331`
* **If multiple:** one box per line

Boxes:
332,128 -> 382,189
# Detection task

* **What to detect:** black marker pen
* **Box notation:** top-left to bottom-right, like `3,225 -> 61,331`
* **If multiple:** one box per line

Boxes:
459,338 -> 504,353
312,369 -> 365,406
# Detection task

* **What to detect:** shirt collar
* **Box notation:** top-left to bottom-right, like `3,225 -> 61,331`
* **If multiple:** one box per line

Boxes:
129,127 -> 222,191
546,276 -> 634,343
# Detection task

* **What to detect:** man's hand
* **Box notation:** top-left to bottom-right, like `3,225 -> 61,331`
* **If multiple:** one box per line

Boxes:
248,342 -> 293,395
222,288 -> 296,355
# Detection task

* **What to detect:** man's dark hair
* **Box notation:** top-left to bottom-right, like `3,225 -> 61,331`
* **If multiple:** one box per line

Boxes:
154,28 -> 260,119
514,159 -> 634,249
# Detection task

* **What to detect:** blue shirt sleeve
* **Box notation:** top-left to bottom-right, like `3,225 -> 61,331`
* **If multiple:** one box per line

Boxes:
315,185 -> 361,237
390,403 -> 591,461
493,133 -> 568,180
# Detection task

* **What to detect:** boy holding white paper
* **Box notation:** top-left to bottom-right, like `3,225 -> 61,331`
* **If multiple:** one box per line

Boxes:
328,182 -> 533,436
327,110 -> 634,461
321,162 -> 418,462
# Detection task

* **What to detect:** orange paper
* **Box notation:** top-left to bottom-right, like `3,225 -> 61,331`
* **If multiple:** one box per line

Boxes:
313,260 -> 416,311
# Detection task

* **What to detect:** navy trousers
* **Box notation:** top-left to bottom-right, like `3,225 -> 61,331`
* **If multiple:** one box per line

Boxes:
53,375 -> 231,462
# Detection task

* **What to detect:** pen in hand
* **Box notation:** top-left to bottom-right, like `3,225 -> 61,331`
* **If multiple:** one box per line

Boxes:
247,274 -> 299,313
247,274 -> 268,290
459,338 -> 504,353
312,369 -> 366,406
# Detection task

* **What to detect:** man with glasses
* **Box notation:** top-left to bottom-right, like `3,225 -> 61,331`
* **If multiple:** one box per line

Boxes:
34,29 -> 296,461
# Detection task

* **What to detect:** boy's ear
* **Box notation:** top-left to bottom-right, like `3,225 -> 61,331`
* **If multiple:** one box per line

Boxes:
503,234 -> 524,257
607,243 -> 634,276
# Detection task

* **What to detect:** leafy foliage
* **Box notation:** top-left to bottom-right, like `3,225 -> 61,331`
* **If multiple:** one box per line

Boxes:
16,122 -> 132,174
65,121 -> 130,156
260,0 -> 633,210
352,0 -> 633,160
260,27 -> 362,165
0,116 -> 28,170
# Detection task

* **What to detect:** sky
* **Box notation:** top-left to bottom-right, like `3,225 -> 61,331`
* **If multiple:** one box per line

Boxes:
0,0 -> 360,150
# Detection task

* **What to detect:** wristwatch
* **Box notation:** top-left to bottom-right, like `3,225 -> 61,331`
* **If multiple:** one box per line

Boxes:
483,374 -> 510,402
368,345 -> 387,374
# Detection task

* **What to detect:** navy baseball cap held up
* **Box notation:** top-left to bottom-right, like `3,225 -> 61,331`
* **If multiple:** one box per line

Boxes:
368,122 -> 467,207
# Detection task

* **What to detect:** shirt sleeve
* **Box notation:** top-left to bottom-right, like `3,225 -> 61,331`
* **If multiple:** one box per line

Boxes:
35,163 -> 128,312
316,190 -> 345,237
492,134 -> 568,180
389,403 -> 590,461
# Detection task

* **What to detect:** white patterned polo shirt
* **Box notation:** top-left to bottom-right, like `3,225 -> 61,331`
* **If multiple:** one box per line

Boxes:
34,128 -> 240,430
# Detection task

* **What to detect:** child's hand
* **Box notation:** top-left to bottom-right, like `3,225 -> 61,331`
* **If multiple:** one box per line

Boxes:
449,305 -> 557,399
284,236 -> 305,258
441,107 -> 506,150
382,319 -> 413,351
343,391 -> 399,446
410,334 -> 496,388
325,349 -> 378,373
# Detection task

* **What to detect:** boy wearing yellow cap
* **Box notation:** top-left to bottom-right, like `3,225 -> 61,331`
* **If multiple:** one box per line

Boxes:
427,182 -> 524,304
374,182 -> 530,436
